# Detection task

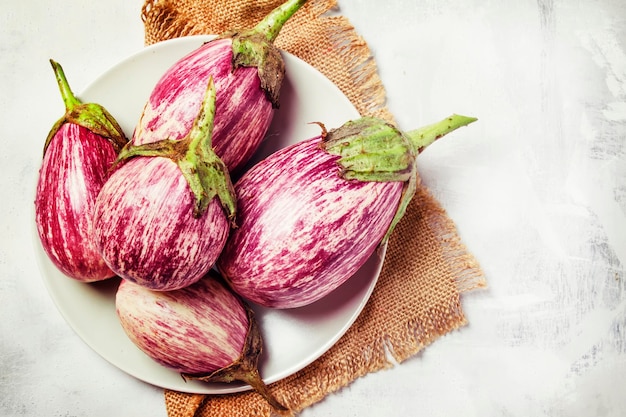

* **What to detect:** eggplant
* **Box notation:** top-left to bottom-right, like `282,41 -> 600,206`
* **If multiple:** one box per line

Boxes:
35,60 -> 127,282
115,272 -> 287,412
93,77 -> 235,291
133,0 -> 306,173
217,115 -> 477,308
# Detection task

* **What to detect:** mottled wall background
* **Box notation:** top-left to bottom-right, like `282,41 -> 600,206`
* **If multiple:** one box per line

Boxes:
1,0 -> 625,416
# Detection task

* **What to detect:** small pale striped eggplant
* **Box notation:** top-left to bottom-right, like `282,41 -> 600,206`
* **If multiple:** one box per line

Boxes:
217,115 -> 477,308
133,0 -> 306,174
93,78 -> 235,291
115,272 -> 288,412
35,60 -> 127,282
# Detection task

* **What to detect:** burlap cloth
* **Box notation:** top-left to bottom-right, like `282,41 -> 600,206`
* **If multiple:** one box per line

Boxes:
140,0 -> 487,415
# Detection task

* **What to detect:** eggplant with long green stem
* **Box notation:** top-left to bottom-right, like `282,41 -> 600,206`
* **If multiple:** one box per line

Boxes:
35,60 -> 127,282
134,0 -> 306,174
217,114 -> 477,309
93,77 -> 235,291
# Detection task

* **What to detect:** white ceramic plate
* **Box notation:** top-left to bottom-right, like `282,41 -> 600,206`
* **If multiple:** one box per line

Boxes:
34,35 -> 385,394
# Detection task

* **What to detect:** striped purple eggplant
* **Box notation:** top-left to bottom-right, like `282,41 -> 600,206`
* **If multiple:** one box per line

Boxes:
133,0 -> 306,174
35,60 -> 127,282
93,78 -> 235,291
115,272 -> 287,412
217,115 -> 477,308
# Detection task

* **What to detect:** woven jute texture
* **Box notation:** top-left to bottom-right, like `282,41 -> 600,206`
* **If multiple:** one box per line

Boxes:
141,0 -> 487,415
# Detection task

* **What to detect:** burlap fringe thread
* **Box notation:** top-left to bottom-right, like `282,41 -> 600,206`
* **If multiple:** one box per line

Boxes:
140,0 -> 487,416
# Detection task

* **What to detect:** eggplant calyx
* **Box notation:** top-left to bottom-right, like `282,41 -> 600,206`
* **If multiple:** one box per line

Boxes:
44,59 -> 127,156
116,77 -> 237,223
227,0 -> 307,108
322,117 -> 417,182
322,117 -> 417,242
383,170 -> 418,243
321,114 -> 477,242
182,304 -> 290,414
230,33 -> 284,108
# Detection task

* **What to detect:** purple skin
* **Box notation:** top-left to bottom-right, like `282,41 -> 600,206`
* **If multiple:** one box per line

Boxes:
35,123 -> 117,282
133,38 -> 273,173
93,157 -> 229,291
217,137 -> 404,309
115,277 -> 248,374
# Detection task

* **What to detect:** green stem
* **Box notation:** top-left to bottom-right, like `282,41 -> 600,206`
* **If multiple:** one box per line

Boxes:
405,114 -> 477,154
254,0 -> 307,43
49,59 -> 81,111
228,0 -> 306,107
182,76 -> 237,221
187,77 -> 217,158
44,59 -> 128,155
